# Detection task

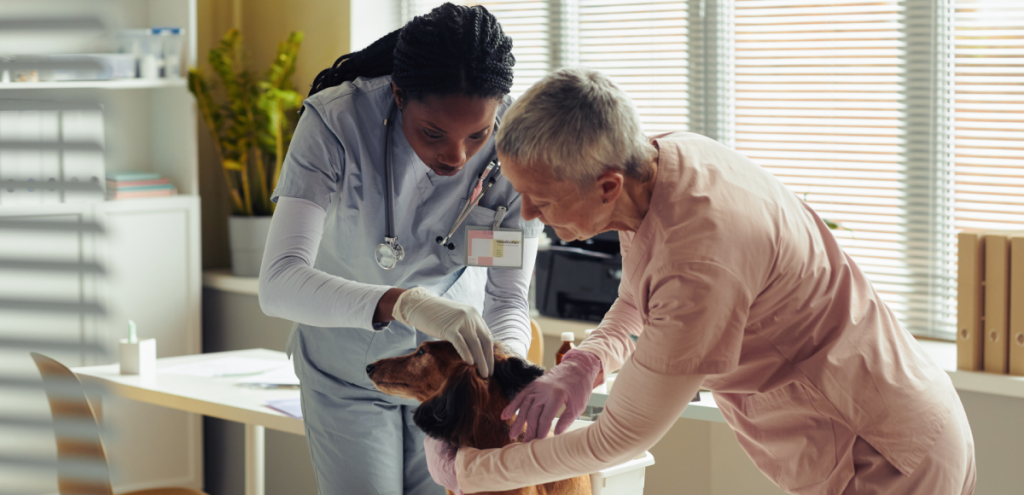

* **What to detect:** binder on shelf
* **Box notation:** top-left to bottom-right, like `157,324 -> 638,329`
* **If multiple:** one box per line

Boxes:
61,108 -> 105,203
0,110 -> 18,205
0,110 -> 43,205
984,232 -> 1010,374
39,111 -> 61,204
957,232 -> 985,371
1010,237 -> 1024,376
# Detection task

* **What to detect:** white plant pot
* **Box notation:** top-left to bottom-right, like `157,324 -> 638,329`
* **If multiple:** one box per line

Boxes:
228,215 -> 273,277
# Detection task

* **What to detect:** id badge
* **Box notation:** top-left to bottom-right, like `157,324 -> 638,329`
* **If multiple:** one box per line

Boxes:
465,226 -> 525,269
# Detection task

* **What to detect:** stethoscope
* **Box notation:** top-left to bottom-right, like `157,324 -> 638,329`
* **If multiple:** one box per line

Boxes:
374,101 -> 504,270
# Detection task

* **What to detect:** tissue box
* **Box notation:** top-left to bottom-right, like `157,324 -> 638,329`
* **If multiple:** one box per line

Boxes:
120,338 -> 156,375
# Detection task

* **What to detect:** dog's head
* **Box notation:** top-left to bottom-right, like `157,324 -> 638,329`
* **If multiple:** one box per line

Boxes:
367,341 -> 544,447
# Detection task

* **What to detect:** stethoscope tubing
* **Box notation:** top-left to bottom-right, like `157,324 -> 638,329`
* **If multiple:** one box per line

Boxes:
438,165 -> 501,246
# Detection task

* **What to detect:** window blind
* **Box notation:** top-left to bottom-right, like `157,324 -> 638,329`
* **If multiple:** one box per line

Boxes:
732,0 -> 956,339
475,1 -> 553,97
395,0 -> 1014,340
954,0 -> 1024,231
578,1 -> 691,133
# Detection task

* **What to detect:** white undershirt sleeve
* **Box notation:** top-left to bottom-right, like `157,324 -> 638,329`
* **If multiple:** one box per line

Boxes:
258,196 -> 392,331
481,236 -> 539,358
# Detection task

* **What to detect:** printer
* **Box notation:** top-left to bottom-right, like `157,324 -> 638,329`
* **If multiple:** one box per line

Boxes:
533,226 -> 622,322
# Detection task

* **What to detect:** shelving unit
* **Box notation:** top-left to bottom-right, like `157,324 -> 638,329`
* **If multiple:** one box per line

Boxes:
0,1 -> 203,494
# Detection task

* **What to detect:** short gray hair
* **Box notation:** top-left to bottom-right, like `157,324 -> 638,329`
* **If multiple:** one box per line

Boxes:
496,67 -> 656,190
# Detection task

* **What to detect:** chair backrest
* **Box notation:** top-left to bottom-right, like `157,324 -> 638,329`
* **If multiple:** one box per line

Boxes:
528,319 -> 545,367
30,352 -> 114,495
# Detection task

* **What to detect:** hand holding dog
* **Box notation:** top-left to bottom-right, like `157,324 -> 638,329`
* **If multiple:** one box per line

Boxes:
393,287 -> 494,377
424,436 -> 462,495
502,349 -> 603,442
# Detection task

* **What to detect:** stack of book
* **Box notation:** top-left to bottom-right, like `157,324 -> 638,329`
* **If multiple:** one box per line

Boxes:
106,172 -> 177,200
957,230 -> 1024,376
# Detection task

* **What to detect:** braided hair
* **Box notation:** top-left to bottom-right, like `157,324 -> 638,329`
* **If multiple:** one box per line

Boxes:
308,3 -> 514,103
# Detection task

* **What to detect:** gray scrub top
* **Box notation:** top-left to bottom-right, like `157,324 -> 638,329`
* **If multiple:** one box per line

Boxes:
272,76 -> 542,402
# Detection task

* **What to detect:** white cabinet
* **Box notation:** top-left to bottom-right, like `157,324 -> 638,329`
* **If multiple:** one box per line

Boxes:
99,196 -> 203,492
0,196 -> 203,494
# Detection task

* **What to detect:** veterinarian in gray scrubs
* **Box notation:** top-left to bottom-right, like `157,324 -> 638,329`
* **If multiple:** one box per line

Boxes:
257,4 -> 541,494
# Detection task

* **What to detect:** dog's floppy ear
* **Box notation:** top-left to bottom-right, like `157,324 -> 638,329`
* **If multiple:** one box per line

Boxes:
413,365 -> 478,445
493,355 -> 545,401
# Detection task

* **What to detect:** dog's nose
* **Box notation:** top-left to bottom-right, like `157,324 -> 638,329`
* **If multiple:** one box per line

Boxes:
365,363 -> 376,375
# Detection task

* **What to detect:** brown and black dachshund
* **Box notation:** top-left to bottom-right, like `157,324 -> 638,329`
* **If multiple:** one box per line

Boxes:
367,341 -> 591,495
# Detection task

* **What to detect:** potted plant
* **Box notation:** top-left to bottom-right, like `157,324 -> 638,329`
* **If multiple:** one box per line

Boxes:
188,29 -> 304,277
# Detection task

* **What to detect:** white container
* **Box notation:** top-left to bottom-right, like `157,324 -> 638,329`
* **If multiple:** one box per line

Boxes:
564,420 -> 656,495
119,338 -> 156,375
591,451 -> 655,495
154,27 -> 184,78
228,215 -> 273,277
118,28 -> 180,79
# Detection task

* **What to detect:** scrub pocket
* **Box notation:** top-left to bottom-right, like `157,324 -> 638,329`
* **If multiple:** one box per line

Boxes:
445,200 -> 501,265
739,382 -> 838,492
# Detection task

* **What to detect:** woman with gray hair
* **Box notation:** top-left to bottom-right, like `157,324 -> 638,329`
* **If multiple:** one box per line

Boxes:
423,67 -> 975,495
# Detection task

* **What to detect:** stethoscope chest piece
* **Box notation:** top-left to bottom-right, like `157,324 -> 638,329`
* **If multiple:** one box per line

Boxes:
375,236 -> 405,270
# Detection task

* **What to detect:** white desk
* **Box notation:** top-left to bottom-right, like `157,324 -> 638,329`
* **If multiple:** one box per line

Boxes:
73,349 -> 302,495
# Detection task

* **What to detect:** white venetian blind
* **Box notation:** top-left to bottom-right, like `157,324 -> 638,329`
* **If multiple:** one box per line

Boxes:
954,0 -> 1024,231
474,1 -> 552,97
578,1 -> 690,133
732,0 -> 956,338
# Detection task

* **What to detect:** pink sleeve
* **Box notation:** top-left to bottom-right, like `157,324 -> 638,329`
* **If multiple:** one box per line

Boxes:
455,356 -> 704,493
575,233 -> 643,383
632,261 -> 752,375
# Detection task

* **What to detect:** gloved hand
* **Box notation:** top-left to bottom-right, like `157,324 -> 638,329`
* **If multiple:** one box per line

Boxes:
502,349 -> 603,442
393,287 -> 494,377
424,435 -> 462,495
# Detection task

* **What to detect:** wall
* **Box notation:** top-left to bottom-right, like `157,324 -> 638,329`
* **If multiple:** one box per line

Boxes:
196,0 -> 359,270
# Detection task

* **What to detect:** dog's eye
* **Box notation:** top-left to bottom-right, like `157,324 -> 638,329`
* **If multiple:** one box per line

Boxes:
416,348 -> 426,356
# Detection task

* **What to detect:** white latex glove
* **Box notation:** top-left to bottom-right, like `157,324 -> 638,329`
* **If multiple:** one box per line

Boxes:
393,287 -> 494,377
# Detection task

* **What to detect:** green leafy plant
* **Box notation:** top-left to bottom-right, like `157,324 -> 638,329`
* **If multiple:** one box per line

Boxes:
188,29 -> 304,216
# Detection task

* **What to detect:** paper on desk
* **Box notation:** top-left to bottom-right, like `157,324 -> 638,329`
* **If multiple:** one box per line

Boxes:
266,398 -> 302,419
161,357 -> 286,378
234,365 -> 300,385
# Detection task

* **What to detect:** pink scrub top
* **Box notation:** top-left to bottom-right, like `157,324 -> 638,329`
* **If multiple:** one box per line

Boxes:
455,132 -> 960,495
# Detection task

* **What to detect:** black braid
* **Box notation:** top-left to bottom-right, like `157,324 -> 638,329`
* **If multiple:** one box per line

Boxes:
307,3 -> 514,103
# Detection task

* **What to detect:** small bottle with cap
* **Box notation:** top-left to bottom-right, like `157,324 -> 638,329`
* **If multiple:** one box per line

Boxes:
584,329 -> 595,341
555,331 -> 576,365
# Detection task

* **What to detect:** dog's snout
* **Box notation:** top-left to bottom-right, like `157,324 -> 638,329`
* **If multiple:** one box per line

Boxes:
366,363 -> 376,375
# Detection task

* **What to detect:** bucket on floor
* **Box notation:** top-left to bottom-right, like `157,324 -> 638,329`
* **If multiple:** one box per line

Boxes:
564,420 -> 656,495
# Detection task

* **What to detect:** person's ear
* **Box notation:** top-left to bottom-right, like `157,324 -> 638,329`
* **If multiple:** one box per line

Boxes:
492,355 -> 545,401
596,170 -> 625,204
413,366 -> 478,446
391,81 -> 406,110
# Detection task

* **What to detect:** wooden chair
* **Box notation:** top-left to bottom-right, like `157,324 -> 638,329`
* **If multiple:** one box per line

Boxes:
30,353 -> 209,495
528,318 -> 545,367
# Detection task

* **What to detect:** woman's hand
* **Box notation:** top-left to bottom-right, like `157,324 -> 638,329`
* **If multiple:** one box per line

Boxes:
502,349 -> 603,442
424,436 -> 462,495
393,287 -> 494,377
